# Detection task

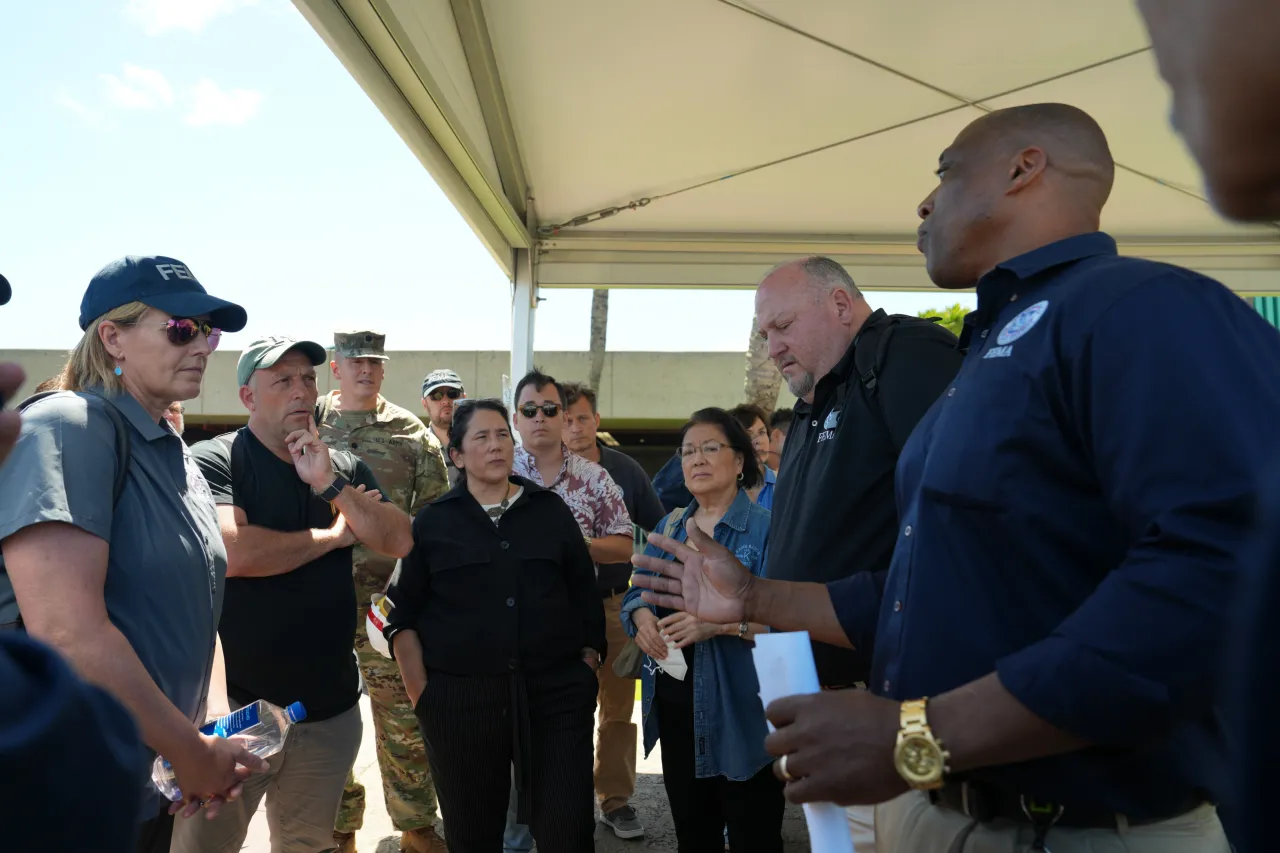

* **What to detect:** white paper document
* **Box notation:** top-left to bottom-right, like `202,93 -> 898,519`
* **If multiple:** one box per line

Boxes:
656,640 -> 688,681
752,631 -> 855,853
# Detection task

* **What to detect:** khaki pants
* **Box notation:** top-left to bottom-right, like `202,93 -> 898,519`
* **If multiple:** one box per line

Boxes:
846,804 -> 876,853
874,791 -> 1231,853
594,592 -> 637,814
171,703 -> 363,853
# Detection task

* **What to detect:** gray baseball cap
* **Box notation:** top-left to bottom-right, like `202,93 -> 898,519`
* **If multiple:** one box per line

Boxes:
422,368 -> 464,398
237,335 -> 327,386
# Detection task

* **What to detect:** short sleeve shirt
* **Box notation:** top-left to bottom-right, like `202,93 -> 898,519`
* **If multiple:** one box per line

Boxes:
192,427 -> 382,723
0,389 -> 225,819
513,444 -> 632,542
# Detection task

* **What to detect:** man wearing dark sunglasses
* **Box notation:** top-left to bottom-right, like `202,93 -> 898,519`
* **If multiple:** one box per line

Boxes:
511,369 -> 632,569
505,368 -> 634,851
421,369 -> 466,487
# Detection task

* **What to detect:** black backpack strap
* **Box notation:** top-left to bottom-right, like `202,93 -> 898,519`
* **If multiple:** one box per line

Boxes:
853,314 -> 946,397
211,430 -> 245,485
852,316 -> 898,397
230,430 -> 247,485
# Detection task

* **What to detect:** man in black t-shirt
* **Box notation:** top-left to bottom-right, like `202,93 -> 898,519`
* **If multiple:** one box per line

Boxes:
562,381 -> 664,839
174,336 -> 413,853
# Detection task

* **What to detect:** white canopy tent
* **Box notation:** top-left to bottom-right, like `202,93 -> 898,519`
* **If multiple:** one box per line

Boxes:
292,0 -> 1280,382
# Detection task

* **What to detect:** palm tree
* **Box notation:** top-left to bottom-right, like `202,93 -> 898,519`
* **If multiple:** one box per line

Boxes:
587,288 -> 608,392
744,316 -> 782,411
917,303 -> 970,337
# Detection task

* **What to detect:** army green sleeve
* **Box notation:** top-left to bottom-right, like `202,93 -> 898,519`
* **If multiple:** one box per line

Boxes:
410,436 -> 449,518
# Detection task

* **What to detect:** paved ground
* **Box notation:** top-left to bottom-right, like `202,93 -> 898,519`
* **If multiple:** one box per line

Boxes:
240,696 -> 811,852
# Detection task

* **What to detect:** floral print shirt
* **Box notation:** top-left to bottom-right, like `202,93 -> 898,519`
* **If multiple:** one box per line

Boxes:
512,444 -> 633,542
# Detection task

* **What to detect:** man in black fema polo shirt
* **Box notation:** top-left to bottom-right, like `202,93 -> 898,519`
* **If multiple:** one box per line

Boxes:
174,336 -> 413,853
758,257 -> 961,687
755,257 -> 962,851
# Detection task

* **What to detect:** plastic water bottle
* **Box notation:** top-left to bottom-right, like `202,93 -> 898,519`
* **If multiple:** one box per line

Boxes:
151,700 -> 306,801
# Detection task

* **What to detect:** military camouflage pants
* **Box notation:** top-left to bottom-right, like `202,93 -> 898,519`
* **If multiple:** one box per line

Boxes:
335,571 -> 439,833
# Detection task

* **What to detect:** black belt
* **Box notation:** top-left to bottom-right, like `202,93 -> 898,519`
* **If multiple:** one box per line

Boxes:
600,583 -> 629,599
931,780 -> 1201,830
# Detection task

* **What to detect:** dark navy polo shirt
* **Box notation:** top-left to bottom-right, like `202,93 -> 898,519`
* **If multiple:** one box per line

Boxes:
1226,456 -> 1280,853
828,232 -> 1280,819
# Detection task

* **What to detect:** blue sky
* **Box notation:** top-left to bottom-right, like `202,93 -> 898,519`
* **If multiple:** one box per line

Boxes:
0,0 -> 973,353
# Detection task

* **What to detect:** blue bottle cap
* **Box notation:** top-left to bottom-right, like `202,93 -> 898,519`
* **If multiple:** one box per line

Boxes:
286,701 -> 307,723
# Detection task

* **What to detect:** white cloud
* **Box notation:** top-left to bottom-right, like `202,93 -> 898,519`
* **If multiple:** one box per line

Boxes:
183,78 -> 264,126
124,0 -> 258,35
57,65 -> 261,131
54,88 -> 117,132
99,64 -> 174,110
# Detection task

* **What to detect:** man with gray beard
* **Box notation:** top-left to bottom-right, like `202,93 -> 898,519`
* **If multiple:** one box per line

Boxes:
754,257 -> 961,851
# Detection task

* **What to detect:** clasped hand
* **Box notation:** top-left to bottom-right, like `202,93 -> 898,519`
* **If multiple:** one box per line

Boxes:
167,733 -> 270,820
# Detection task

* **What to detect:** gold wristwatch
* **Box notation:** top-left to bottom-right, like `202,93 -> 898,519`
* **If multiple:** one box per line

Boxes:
893,698 -> 950,790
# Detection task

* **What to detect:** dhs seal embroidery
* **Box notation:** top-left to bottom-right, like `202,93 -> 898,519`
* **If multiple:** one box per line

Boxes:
997,300 -> 1050,345
817,407 -> 840,443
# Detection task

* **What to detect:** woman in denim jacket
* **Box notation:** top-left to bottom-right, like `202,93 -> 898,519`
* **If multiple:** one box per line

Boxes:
621,407 -> 783,853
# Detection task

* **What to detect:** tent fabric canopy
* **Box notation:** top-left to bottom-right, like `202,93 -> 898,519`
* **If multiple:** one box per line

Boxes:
293,0 -> 1280,305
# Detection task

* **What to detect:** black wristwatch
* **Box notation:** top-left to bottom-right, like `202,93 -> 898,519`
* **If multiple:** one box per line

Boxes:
316,475 -> 349,502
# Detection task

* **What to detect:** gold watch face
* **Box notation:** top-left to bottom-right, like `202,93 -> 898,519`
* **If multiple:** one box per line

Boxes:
895,734 -> 945,785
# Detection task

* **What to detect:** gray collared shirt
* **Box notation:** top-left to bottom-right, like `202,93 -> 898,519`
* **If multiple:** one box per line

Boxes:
0,388 -> 226,817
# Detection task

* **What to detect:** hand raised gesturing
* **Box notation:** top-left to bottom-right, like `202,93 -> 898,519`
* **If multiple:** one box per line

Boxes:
630,520 -> 754,626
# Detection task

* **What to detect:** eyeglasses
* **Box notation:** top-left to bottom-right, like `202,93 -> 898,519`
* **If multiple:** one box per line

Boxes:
163,317 -> 221,351
428,388 -> 462,402
518,402 -> 561,419
677,441 -> 727,460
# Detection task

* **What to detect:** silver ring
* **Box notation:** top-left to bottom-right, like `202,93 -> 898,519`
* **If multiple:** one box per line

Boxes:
778,754 -> 795,782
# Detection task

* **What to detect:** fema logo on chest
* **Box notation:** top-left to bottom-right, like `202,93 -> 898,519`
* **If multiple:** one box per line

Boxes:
817,407 -> 840,443
984,300 -> 1050,359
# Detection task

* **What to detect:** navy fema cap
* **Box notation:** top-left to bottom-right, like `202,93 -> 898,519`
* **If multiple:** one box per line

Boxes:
79,255 -> 248,333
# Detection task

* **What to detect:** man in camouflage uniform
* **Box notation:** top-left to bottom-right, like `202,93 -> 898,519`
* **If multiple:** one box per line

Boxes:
317,330 -> 450,853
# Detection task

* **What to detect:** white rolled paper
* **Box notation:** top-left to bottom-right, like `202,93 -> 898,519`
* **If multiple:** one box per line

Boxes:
752,631 -> 855,853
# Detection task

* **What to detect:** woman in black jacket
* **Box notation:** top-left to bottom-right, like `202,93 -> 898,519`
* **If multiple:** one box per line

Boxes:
384,398 -> 605,853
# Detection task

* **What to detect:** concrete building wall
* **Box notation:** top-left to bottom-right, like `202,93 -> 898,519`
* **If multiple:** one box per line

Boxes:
2,349 -> 798,426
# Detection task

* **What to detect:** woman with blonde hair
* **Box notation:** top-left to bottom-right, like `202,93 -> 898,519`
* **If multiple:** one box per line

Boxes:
0,256 -> 266,852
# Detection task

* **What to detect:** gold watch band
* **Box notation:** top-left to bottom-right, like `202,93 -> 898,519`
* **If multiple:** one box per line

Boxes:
894,697 -> 950,790
900,697 -> 930,731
